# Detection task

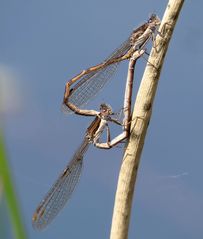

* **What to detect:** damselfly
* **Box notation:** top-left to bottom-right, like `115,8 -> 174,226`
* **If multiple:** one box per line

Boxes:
63,14 -> 160,113
32,50 -> 144,230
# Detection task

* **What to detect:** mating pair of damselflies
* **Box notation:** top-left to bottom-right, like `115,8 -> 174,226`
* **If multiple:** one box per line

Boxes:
32,14 -> 161,230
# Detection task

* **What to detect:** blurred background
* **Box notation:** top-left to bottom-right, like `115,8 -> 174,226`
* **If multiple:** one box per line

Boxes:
1,1 -> 203,239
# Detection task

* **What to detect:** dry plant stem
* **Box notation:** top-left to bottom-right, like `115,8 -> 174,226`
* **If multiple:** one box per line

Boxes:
109,1 -> 185,239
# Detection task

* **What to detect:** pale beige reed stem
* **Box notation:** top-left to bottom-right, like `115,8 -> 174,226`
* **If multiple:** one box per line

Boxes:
110,1 -> 185,239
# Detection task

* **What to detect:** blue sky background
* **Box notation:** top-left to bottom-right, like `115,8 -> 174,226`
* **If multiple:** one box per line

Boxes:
1,1 -> 203,239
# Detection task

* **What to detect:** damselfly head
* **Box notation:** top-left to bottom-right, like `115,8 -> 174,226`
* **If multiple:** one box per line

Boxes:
148,14 -> 161,26
100,103 -> 113,116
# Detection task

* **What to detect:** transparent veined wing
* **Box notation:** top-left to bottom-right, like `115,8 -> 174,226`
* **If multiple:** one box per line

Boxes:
62,38 -> 132,113
32,137 -> 90,230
